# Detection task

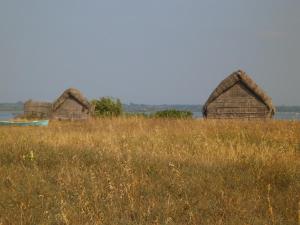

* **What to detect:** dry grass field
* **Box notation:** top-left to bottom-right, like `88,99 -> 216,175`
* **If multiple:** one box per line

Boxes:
0,118 -> 299,225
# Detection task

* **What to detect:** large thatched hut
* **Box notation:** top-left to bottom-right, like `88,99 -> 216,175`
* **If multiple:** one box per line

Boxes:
52,88 -> 92,120
203,70 -> 275,119
24,100 -> 52,119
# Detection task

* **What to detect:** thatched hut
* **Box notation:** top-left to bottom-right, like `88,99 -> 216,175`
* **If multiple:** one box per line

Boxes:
52,88 -> 92,120
24,100 -> 52,119
203,70 -> 275,119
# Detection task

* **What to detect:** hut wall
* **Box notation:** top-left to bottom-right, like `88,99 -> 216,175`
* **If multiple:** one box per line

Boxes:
206,82 -> 270,119
52,97 -> 89,120
24,101 -> 52,118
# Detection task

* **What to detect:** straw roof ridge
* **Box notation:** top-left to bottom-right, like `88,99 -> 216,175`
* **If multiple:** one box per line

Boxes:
203,70 -> 275,115
52,88 -> 91,111
24,99 -> 52,106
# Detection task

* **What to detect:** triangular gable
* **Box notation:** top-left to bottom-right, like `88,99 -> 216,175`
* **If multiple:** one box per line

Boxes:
203,70 -> 275,116
53,88 -> 91,111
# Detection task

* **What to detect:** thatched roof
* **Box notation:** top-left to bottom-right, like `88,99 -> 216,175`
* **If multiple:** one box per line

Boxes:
24,100 -> 52,112
203,70 -> 275,116
24,100 -> 52,107
53,88 -> 91,111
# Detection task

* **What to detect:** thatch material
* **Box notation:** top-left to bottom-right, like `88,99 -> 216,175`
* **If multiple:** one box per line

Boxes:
24,100 -> 52,118
53,88 -> 90,111
52,88 -> 92,120
203,70 -> 275,119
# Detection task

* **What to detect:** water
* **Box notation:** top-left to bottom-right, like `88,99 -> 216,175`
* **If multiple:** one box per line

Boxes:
0,112 -> 22,121
0,113 -> 13,120
274,112 -> 300,120
0,111 -> 299,121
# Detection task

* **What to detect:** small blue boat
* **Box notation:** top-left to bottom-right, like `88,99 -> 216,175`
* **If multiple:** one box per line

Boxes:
0,120 -> 49,127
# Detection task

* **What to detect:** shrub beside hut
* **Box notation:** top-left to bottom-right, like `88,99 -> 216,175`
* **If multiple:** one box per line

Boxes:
202,70 -> 275,119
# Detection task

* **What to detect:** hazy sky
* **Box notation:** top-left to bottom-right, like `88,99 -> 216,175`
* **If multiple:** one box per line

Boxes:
0,0 -> 299,105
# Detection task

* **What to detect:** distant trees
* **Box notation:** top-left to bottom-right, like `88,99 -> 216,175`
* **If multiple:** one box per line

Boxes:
90,98 -> 193,119
152,109 -> 193,119
91,97 -> 123,117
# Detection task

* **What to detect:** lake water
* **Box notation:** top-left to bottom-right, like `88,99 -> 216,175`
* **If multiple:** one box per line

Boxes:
274,112 -> 300,120
0,112 -> 22,121
1,111 -> 300,121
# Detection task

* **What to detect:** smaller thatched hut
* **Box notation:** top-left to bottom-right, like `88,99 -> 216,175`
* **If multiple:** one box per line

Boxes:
52,88 -> 92,120
203,70 -> 275,119
24,100 -> 52,119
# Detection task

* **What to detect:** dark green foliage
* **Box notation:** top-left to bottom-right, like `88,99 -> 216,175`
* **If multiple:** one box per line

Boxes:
91,97 -> 123,117
152,109 -> 193,119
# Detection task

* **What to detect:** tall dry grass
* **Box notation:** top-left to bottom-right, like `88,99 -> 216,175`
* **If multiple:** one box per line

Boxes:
0,118 -> 299,225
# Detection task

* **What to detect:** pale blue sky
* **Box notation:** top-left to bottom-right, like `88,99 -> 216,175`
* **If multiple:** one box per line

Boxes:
0,0 -> 299,105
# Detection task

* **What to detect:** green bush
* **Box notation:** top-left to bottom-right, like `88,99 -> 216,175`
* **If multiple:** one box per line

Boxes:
152,109 -> 193,119
91,97 -> 123,117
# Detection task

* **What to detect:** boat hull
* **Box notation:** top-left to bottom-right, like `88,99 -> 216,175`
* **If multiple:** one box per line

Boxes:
0,120 -> 49,127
